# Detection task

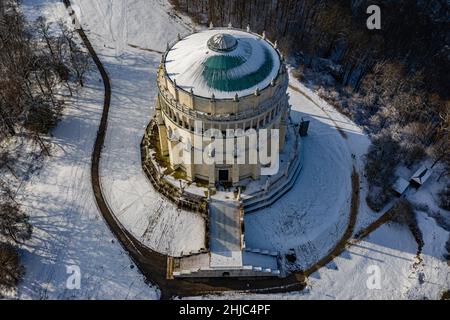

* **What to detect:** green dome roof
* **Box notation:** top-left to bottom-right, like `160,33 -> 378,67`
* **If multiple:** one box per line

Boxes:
202,45 -> 274,92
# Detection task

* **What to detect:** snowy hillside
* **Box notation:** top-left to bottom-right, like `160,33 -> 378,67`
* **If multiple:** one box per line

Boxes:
70,0 -> 205,256
4,0 -> 447,300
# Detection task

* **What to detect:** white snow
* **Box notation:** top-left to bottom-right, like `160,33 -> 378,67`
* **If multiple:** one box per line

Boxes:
9,0 -> 448,300
242,252 -> 278,270
185,74 -> 449,299
411,165 -> 433,186
209,199 -> 242,267
165,29 -> 280,99
6,0 -> 159,300
71,0 -> 205,256
190,219 -> 448,300
392,177 -> 410,195
243,73 -> 362,271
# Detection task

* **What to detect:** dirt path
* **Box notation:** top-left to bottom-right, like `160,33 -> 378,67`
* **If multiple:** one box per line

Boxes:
300,168 -> 359,277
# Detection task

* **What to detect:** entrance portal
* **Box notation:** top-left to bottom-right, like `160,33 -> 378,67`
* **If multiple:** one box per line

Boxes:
218,169 -> 229,182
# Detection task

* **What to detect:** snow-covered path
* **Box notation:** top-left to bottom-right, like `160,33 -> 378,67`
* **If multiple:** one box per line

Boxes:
69,0 -> 368,288
72,0 -> 205,257
209,198 -> 242,268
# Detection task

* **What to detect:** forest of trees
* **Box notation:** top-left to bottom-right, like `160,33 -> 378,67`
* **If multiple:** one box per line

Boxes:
0,0 -> 90,292
171,0 -> 450,211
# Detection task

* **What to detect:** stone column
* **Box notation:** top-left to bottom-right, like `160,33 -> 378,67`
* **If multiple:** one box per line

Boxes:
158,124 -> 169,156
232,164 -> 239,186
279,120 -> 287,150
208,164 -> 215,187
210,93 -> 216,114
252,163 -> 261,180
156,96 -> 169,156
185,145 -> 194,181
190,88 -> 195,110
174,79 -> 179,101
279,103 -> 290,150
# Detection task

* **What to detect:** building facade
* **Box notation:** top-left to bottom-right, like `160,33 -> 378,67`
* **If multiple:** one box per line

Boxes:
154,27 -> 290,187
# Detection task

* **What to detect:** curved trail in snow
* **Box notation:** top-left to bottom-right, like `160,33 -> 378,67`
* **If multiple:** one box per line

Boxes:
62,0 -> 306,299
62,0 -> 397,299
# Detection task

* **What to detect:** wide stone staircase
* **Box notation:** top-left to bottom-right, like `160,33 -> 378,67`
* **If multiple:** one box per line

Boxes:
171,197 -> 280,278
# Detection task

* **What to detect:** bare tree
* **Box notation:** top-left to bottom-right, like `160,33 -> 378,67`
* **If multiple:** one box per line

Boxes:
0,201 -> 32,244
57,20 -> 91,87
431,110 -> 450,169
0,243 -> 24,291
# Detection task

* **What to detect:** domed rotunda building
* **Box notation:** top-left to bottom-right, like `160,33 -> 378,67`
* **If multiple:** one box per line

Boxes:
154,26 -> 290,187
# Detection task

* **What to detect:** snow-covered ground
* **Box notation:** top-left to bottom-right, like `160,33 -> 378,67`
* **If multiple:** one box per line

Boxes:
6,0 -> 448,300
234,75 -> 449,299
185,71 -> 449,302
1,0 -> 159,300
71,0 -> 205,257
244,78 -> 354,271
286,75 -> 377,235
164,28 -> 280,99
65,0 -> 364,271
193,214 -> 449,300
184,70 -> 449,300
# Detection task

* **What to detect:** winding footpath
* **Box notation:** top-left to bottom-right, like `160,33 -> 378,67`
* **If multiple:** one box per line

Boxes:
62,0 -> 397,299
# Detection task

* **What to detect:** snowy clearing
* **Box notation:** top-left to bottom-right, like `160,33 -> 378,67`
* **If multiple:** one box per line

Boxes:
243,72 -> 373,272
72,0 -> 205,257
